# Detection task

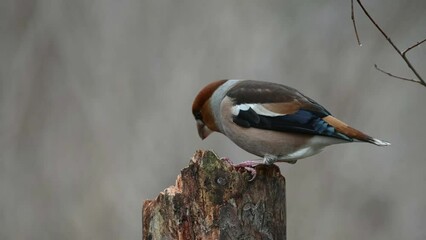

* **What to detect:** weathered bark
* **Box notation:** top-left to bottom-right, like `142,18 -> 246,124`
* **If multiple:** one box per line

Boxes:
142,150 -> 286,240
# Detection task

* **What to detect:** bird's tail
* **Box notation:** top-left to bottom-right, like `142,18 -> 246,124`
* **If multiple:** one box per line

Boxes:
365,137 -> 391,146
323,115 -> 390,146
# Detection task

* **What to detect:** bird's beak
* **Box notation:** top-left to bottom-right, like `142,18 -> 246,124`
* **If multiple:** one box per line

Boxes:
197,120 -> 212,140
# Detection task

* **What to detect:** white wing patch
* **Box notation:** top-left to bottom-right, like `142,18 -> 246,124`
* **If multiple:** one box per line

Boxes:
231,103 -> 286,117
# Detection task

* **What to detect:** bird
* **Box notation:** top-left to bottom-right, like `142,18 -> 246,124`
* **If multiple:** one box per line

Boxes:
192,79 -> 390,173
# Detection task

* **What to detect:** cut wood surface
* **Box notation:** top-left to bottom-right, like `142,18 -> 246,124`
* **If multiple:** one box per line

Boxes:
143,150 -> 286,240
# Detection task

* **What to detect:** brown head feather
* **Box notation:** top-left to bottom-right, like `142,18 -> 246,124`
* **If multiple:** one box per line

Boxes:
192,80 -> 228,132
192,80 -> 227,114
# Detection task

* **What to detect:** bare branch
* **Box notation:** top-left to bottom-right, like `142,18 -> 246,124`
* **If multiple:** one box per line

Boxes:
402,38 -> 426,56
355,1 -> 401,53
353,0 -> 426,87
351,0 -> 362,46
374,64 -> 424,85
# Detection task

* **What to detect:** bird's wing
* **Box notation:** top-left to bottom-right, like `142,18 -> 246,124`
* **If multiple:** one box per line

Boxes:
226,80 -> 368,142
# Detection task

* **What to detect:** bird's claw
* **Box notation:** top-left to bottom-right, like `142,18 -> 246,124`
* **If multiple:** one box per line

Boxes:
242,166 -> 257,181
220,158 -> 261,181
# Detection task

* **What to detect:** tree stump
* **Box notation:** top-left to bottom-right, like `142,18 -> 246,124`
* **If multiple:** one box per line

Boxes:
142,150 -> 286,240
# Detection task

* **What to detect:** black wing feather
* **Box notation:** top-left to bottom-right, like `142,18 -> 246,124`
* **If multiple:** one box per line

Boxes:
233,108 -> 353,141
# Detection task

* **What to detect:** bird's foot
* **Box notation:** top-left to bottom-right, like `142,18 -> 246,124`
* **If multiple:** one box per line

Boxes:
235,161 -> 261,181
221,159 -> 262,181
263,154 -> 278,165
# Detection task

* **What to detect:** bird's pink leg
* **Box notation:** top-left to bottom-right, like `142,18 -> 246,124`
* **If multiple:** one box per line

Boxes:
220,157 -> 262,181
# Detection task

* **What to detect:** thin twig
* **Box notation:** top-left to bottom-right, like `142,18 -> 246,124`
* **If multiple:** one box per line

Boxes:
402,38 -> 426,56
354,0 -> 426,87
351,0 -> 362,46
374,64 -> 421,84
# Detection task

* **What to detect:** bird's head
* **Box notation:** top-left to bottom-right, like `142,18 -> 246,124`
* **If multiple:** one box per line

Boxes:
192,80 -> 228,139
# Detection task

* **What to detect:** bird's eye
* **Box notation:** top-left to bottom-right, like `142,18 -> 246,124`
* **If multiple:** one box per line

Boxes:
194,111 -> 202,120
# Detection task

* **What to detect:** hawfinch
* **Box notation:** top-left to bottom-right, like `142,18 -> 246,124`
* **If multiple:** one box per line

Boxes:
192,79 -> 390,166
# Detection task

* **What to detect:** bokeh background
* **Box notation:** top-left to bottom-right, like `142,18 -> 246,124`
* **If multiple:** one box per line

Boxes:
1,0 -> 425,239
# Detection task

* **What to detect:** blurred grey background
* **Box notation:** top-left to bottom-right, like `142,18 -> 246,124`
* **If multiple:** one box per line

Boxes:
1,0 -> 425,239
